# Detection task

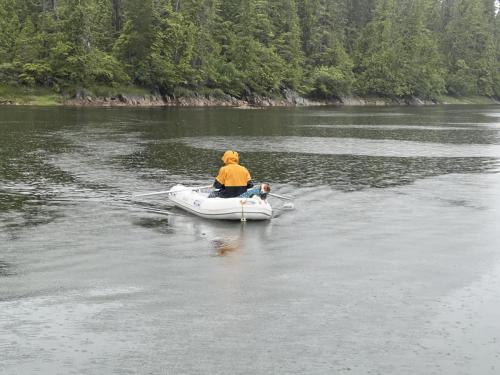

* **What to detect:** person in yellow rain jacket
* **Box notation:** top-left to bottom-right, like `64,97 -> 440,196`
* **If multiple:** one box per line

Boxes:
211,150 -> 254,198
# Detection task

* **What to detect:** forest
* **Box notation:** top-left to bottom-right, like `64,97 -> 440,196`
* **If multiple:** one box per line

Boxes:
0,0 -> 499,101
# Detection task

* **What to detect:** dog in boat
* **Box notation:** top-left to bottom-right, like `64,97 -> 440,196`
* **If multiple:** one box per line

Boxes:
238,183 -> 271,199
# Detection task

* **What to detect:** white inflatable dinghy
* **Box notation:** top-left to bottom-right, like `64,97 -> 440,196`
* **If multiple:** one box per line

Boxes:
168,184 -> 272,221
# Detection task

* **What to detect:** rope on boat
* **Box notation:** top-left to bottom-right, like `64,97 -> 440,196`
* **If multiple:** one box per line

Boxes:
240,199 -> 247,222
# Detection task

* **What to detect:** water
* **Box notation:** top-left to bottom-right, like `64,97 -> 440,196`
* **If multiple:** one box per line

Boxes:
1,105 -> 500,374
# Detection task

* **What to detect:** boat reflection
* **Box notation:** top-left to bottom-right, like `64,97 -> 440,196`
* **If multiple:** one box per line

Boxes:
168,210 -> 271,256
212,238 -> 241,256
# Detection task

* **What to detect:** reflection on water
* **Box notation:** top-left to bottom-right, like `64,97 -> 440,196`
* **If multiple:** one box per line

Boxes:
0,260 -> 14,277
1,105 -> 500,374
179,135 -> 500,157
128,139 -> 498,190
210,222 -> 248,256
214,238 -> 241,256
132,215 -> 174,235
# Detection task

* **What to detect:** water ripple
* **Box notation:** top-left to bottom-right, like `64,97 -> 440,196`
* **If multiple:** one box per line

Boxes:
178,136 -> 500,158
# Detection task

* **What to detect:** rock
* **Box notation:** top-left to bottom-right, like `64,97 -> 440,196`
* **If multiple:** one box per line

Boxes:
75,89 -> 87,101
54,87 -> 443,108
406,96 -> 424,106
340,97 -> 365,106
283,89 -> 304,105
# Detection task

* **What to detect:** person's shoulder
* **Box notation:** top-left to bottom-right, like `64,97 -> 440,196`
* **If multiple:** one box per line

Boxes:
239,164 -> 251,176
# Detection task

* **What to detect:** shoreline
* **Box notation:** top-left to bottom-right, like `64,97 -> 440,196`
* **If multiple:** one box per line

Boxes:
0,90 -> 498,108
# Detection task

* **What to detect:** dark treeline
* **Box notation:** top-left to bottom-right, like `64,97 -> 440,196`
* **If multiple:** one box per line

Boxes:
0,0 -> 499,100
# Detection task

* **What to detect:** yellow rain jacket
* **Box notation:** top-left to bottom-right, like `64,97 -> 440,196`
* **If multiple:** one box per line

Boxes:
213,150 -> 253,198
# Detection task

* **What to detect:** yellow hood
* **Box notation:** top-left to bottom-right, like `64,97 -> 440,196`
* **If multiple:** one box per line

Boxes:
221,150 -> 239,165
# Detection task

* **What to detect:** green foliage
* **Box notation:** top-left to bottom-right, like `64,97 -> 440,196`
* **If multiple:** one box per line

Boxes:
494,14 -> 500,97
441,0 -> 496,96
13,17 -> 40,65
150,3 -> 196,90
228,36 -> 285,96
0,63 -> 20,85
354,0 -> 445,99
85,50 -> 129,85
185,1 -> 233,90
113,0 -> 155,84
0,0 -> 19,62
354,0 -> 407,96
89,0 -> 116,51
297,0 -> 355,96
397,0 -> 446,98
269,0 -> 304,89
0,0 -> 498,100
19,62 -> 52,86
309,65 -> 353,98
0,84 -> 60,105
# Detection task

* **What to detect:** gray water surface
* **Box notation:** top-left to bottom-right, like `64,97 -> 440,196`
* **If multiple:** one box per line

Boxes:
1,105 -> 500,374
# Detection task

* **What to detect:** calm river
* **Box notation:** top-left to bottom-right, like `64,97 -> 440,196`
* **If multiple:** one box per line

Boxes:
1,105 -> 500,374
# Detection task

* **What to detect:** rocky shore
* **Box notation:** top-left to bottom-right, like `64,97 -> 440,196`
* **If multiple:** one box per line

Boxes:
61,90 -> 442,108
2,87 -> 498,107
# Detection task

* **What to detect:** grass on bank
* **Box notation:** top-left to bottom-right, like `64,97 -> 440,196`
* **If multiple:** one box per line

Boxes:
0,85 -> 60,105
0,84 -> 153,105
439,95 -> 499,105
81,84 -> 152,98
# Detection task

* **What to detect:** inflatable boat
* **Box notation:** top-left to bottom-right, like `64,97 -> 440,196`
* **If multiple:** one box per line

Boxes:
168,184 -> 273,221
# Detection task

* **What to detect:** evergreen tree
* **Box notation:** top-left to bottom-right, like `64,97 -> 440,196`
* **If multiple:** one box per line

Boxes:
354,0 -> 404,96
113,0 -> 155,85
398,0 -> 445,98
226,0 -> 286,96
298,0 -> 354,98
494,5 -> 500,97
150,2 -> 196,92
13,16 -> 53,86
112,0 -> 124,33
0,0 -> 19,63
0,0 -> 498,99
297,0 -> 319,59
441,0 -> 496,96
269,0 -> 304,89
174,0 -> 225,89
355,0 -> 444,98
90,0 -> 116,52
13,17 -> 39,66
344,0 -> 376,52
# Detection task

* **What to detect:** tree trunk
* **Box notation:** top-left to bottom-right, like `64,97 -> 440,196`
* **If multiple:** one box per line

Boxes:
113,0 -> 123,32
42,0 -> 56,11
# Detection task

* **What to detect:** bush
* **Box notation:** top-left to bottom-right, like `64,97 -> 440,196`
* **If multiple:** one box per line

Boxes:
494,68 -> 500,98
0,63 -> 20,85
214,62 -> 245,97
228,37 -> 285,96
85,50 -> 129,86
172,86 -> 195,98
18,63 -> 52,86
309,65 -> 353,99
446,59 -> 478,96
